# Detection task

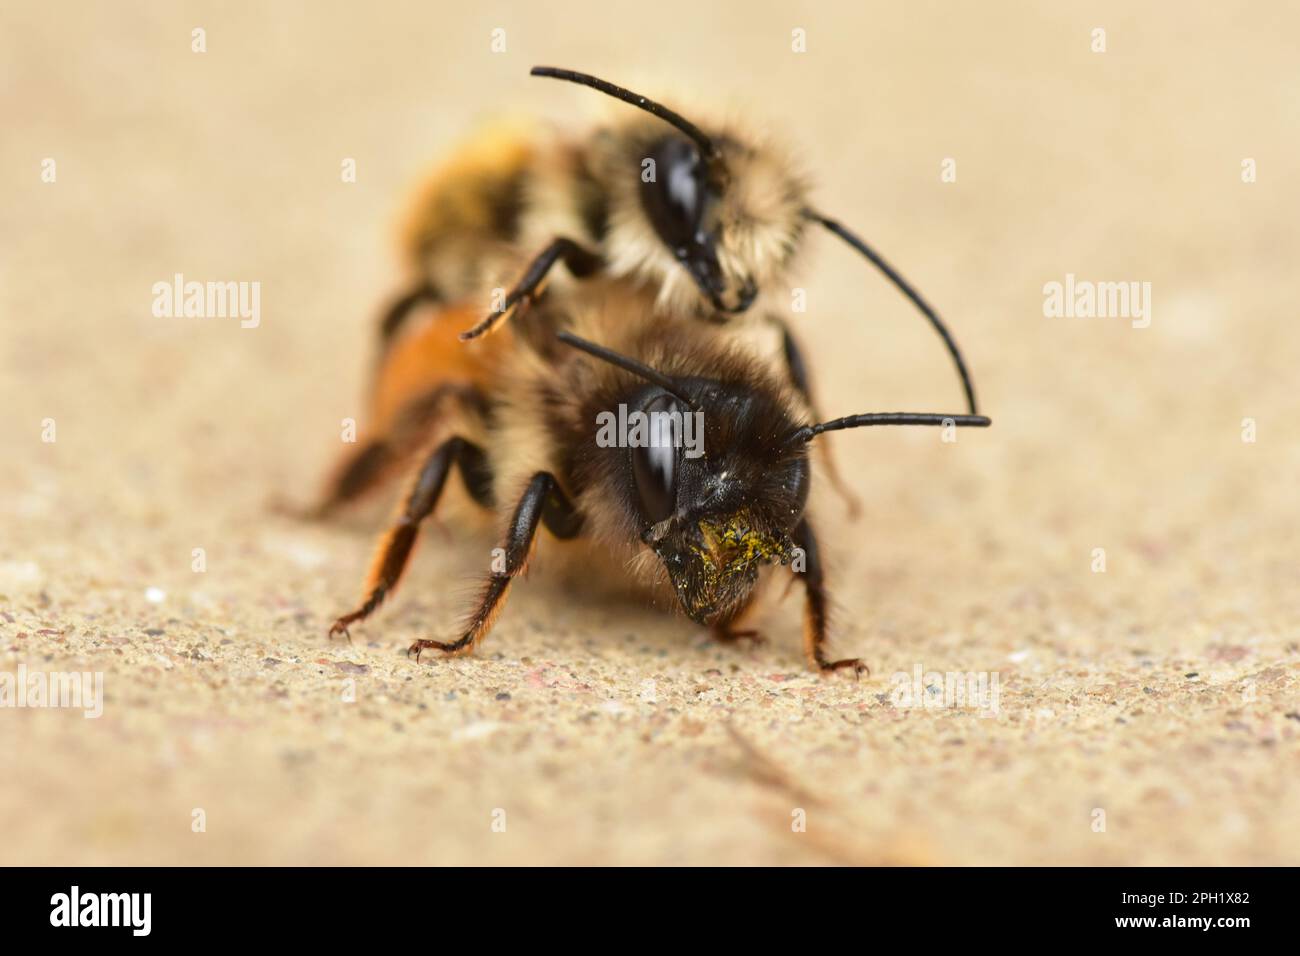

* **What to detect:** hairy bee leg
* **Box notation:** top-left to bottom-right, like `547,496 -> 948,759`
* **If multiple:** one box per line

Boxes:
792,519 -> 868,677
376,280 -> 440,356
305,384 -> 487,520
409,471 -> 582,661
301,439 -> 395,520
329,436 -> 494,639
460,237 -> 602,341
770,316 -> 862,519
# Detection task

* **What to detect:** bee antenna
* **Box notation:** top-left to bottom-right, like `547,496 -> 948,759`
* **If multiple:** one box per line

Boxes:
787,412 -> 991,446
531,66 -> 720,163
804,209 -> 979,416
556,330 -> 701,411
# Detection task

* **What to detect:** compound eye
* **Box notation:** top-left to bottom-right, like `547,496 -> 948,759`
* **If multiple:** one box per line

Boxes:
640,137 -> 705,250
631,392 -> 681,525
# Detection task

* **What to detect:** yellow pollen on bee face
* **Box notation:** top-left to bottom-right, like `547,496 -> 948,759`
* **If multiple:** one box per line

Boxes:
696,515 -> 788,577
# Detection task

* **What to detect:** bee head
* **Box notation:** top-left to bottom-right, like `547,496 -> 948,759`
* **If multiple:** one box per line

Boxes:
636,131 -> 808,316
530,67 -> 807,317
531,66 -> 982,417
557,327 -> 991,627
623,380 -> 810,626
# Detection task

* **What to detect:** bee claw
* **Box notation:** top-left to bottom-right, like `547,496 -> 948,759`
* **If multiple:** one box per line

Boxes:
819,657 -> 869,679
408,638 -> 459,662
328,619 -> 354,643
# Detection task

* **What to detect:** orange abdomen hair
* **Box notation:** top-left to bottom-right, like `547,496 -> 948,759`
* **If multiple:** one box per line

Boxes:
368,302 -> 512,430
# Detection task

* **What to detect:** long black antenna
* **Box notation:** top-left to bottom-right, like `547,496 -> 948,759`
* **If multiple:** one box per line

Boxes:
556,330 -> 700,410
806,210 -> 978,416
531,66 -> 720,163
788,412 -> 990,446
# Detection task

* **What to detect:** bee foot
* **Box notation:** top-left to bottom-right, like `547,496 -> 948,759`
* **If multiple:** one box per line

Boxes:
819,658 -> 869,679
407,638 -> 462,662
328,616 -> 357,643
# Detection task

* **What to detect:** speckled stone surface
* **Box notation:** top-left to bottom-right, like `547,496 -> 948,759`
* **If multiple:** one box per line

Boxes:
1,1 -> 1296,865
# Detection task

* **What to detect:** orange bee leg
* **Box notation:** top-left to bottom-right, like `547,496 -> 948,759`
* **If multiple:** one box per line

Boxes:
329,436 -> 493,640
459,237 -> 602,341
409,471 -> 582,661
375,280 -> 440,358
792,518 -> 868,678
301,439 -> 397,521
305,384 -> 485,520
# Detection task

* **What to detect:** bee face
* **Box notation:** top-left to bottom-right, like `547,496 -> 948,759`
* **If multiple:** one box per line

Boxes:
638,136 -> 752,314
652,509 -> 797,626
623,381 -> 810,624
634,132 -> 808,316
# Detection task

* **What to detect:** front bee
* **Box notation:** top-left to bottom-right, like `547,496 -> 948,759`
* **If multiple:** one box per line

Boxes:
318,284 -> 990,674
557,327 -> 987,672
580,376 -> 807,622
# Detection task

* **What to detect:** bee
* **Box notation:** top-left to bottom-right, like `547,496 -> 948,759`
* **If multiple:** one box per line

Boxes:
374,66 -> 979,420
323,281 -> 990,674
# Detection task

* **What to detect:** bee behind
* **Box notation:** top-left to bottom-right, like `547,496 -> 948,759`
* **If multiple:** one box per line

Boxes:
376,67 -> 981,418
324,282 -> 990,674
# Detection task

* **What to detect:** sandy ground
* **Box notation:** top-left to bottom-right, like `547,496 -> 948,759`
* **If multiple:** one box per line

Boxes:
2,1 -> 1298,865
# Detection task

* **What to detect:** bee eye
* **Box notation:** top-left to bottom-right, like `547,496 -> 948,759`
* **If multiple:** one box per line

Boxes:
631,392 -> 681,525
641,137 -> 705,250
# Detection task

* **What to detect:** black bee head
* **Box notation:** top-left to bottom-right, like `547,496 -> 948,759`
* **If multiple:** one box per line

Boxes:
622,380 -> 810,625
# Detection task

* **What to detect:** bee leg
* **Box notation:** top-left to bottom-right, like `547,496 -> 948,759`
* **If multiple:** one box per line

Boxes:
290,439 -> 396,521
376,280 -> 440,356
300,384 -> 488,520
769,315 -> 862,519
328,436 -> 493,640
460,238 -> 602,341
792,519 -> 868,678
409,472 -> 582,661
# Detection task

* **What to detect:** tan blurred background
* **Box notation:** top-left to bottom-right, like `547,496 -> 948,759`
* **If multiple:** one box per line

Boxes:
1,1 -> 1297,865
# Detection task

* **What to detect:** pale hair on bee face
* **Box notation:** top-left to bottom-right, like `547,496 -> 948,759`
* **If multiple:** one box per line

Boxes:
590,109 -> 812,318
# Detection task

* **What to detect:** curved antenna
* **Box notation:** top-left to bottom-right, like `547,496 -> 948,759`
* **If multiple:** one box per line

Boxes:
788,412 -> 990,446
531,66 -> 720,163
806,210 -> 978,416
556,330 -> 700,411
